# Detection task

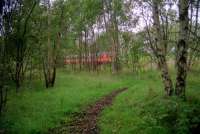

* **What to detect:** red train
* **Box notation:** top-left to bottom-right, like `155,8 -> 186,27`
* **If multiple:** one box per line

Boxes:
64,52 -> 112,65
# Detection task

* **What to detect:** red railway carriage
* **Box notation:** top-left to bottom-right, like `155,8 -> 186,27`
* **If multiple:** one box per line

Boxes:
97,53 -> 112,64
64,52 -> 112,65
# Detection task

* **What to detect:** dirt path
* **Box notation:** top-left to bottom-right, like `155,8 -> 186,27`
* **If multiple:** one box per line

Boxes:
49,87 -> 128,134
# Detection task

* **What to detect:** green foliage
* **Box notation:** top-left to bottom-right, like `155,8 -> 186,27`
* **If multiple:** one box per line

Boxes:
0,69 -> 200,134
1,0 -> 200,133
120,32 -> 145,70
99,70 -> 200,134
0,70 -> 127,134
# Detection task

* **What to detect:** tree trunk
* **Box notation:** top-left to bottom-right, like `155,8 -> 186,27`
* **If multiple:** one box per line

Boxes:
111,4 -> 120,73
103,0 -> 120,73
175,0 -> 189,98
152,0 -> 173,96
43,0 -> 56,88
0,27 -> 9,114
157,55 -> 174,96
187,0 -> 200,71
15,40 -> 23,92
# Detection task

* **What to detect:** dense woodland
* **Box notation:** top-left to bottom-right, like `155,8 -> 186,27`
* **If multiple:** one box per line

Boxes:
0,0 -> 200,134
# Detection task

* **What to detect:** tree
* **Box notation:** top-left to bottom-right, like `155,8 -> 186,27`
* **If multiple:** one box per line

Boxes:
2,0 -> 39,91
0,0 -> 18,113
42,0 -> 57,88
14,0 -> 38,91
175,0 -> 189,97
102,0 -> 123,73
150,0 -> 174,96
187,0 -> 200,70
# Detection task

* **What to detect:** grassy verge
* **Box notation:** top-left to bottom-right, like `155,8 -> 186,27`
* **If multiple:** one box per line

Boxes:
0,70 -> 127,134
0,69 -> 200,134
99,70 -> 200,134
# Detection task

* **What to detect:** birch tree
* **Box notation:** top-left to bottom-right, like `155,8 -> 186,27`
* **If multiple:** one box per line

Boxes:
151,0 -> 174,96
175,0 -> 189,97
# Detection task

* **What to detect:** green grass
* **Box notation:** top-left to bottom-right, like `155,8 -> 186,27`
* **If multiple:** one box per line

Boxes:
0,70 -> 128,134
1,69 -> 200,134
99,70 -> 200,134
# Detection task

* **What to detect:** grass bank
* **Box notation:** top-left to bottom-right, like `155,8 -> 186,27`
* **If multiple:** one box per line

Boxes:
99,70 -> 200,134
0,69 -> 200,134
0,70 -> 127,134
